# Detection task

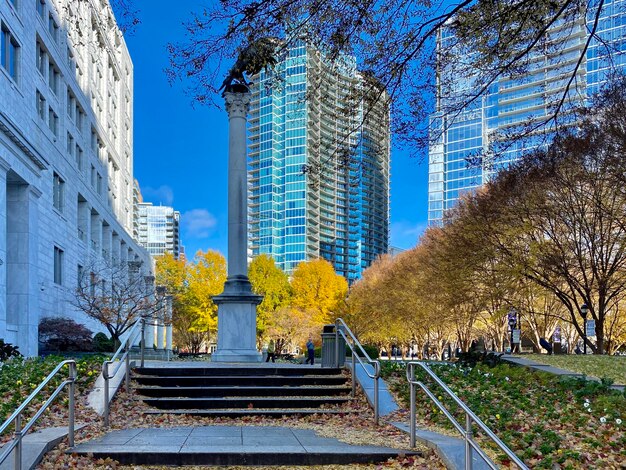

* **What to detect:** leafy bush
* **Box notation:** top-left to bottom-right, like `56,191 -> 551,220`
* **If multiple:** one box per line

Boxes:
38,317 -> 94,352
92,332 -> 114,353
0,339 -> 21,362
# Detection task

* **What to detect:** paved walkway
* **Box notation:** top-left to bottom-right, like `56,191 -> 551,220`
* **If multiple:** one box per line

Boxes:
350,361 -> 495,470
0,425 -> 85,470
501,355 -> 625,392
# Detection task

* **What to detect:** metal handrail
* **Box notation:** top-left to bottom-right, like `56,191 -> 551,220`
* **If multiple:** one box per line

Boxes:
102,317 -> 166,426
406,362 -> 528,470
0,360 -> 77,470
335,318 -> 381,424
103,318 -> 142,427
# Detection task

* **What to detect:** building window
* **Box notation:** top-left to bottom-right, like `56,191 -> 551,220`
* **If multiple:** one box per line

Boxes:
76,144 -> 83,170
36,42 -> 45,76
67,88 -> 75,120
53,246 -> 63,285
77,264 -> 84,286
48,14 -> 59,42
36,0 -> 45,19
66,132 -> 74,156
1,23 -> 19,81
53,172 -> 64,212
36,90 -> 46,119
48,106 -> 58,135
48,62 -> 59,95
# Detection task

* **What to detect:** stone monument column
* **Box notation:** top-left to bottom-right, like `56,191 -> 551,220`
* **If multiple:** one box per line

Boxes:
211,87 -> 263,363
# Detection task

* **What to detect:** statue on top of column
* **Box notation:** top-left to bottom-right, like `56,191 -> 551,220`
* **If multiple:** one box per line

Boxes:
219,37 -> 283,93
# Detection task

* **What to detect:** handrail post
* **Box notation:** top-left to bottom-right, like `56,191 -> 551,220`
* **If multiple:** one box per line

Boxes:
125,338 -> 131,393
410,364 -> 416,448
351,350 -> 356,398
334,323 -> 339,368
465,413 -> 473,470
374,363 -> 379,425
103,361 -> 110,428
14,413 -> 22,470
141,317 -> 146,368
68,361 -> 76,447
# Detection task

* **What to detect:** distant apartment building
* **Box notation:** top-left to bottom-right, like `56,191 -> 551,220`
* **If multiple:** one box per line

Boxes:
0,0 -> 150,355
248,40 -> 391,283
428,2 -> 626,225
136,202 -> 181,259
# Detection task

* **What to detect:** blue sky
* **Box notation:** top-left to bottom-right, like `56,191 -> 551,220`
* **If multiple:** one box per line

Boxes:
124,1 -> 430,259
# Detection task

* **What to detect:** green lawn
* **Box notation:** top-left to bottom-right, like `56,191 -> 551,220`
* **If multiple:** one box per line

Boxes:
0,354 -> 104,439
381,360 -> 626,469
525,354 -> 626,385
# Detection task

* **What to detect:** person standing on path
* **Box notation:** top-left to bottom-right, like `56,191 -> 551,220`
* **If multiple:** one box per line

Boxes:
305,335 -> 315,365
266,339 -> 276,363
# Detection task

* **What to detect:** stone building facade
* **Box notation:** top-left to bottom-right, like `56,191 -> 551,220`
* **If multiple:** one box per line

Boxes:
0,0 -> 150,355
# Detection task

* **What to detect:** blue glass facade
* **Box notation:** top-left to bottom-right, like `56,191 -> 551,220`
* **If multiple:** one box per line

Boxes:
429,0 -> 626,225
248,42 -> 390,281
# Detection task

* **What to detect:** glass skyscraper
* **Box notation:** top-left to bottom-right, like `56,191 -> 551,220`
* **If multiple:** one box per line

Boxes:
248,41 -> 391,282
137,203 -> 181,259
428,1 -> 626,225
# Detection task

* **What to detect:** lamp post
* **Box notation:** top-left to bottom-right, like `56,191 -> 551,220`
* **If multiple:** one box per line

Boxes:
580,303 -> 588,355
508,308 -> 517,354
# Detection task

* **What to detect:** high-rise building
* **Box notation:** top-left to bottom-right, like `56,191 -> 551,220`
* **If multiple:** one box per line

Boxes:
248,41 -> 391,282
136,203 -> 181,259
428,2 -> 626,225
0,0 -> 150,355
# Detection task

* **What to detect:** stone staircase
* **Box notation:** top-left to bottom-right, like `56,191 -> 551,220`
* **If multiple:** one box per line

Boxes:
132,364 -> 354,417
69,363 -> 421,466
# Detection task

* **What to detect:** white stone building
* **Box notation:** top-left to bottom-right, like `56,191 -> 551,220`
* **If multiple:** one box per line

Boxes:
0,0 -> 150,356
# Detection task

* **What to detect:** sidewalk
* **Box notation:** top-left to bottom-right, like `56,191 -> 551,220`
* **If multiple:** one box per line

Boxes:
349,361 -> 495,470
500,355 -> 625,392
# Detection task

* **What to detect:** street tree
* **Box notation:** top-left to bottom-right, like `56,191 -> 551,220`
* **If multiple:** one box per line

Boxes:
179,250 -> 227,353
291,258 -> 348,326
155,250 -> 227,353
72,259 -> 159,348
456,80 -> 626,353
248,254 -> 292,341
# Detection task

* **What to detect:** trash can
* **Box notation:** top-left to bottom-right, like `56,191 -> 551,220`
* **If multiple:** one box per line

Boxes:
321,324 -> 346,368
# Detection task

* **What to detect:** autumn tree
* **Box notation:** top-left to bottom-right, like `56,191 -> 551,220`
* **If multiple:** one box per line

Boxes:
72,259 -> 160,348
454,80 -> 626,353
265,306 -> 319,357
248,254 -> 292,341
155,250 -> 227,353
291,258 -> 348,326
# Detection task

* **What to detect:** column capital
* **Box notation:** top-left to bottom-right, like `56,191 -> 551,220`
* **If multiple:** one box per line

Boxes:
223,91 -> 251,119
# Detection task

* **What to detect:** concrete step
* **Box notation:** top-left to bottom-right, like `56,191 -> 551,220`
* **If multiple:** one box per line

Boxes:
134,366 -> 342,377
143,396 -> 352,410
69,426 -> 420,466
132,375 -> 348,387
143,409 -> 359,417
136,385 -> 352,398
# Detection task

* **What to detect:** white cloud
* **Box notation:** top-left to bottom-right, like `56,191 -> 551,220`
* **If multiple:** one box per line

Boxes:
141,185 -> 174,206
181,209 -> 218,239
389,220 -> 428,249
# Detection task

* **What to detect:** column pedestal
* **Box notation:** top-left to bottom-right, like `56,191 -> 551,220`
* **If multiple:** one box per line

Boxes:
211,276 -> 262,362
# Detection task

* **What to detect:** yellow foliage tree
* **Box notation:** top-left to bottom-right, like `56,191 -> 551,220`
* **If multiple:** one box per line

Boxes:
155,250 -> 226,353
291,258 -> 348,326
248,254 -> 292,341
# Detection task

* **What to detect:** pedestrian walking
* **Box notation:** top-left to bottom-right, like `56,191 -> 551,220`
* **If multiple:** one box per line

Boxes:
266,338 -> 276,363
305,335 -> 315,365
